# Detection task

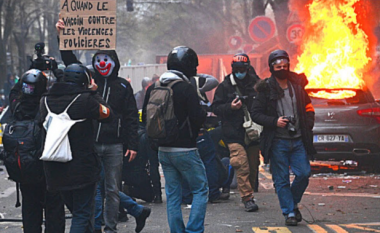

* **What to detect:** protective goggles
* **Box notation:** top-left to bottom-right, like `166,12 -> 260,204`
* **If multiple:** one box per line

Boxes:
271,58 -> 289,66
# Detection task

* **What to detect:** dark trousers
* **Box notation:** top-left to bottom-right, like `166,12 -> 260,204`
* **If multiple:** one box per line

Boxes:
182,132 -> 220,203
141,133 -> 162,197
60,183 -> 97,233
20,182 -> 65,233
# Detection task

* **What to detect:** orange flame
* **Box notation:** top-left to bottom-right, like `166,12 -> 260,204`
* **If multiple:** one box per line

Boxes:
295,0 -> 371,99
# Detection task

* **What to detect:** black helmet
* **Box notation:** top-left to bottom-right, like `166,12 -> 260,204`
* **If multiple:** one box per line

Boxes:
21,69 -> 47,96
167,46 -> 198,78
268,49 -> 289,65
231,53 -> 250,68
63,63 -> 91,87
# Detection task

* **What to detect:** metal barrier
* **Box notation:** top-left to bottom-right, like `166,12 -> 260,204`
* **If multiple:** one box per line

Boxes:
119,64 -> 167,93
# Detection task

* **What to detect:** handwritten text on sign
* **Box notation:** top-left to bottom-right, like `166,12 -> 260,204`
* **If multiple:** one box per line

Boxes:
60,0 -> 116,50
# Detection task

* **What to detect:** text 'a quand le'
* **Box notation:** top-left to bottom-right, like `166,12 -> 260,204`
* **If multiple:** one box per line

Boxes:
61,0 -> 110,12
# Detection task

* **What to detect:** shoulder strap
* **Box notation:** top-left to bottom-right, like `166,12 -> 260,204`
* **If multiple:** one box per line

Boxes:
194,76 -> 207,102
44,97 -> 52,114
229,74 -> 237,86
63,94 -> 82,113
12,102 -> 21,117
229,74 -> 251,121
155,80 -> 161,88
167,79 -> 183,88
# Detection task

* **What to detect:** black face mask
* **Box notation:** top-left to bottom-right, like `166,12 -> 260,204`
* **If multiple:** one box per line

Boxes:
272,69 -> 290,80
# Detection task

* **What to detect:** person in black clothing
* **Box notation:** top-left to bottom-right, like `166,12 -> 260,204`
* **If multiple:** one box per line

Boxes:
251,49 -> 316,226
9,69 -> 65,233
142,46 -> 207,233
3,73 -> 17,107
182,73 -> 224,204
56,19 -> 140,233
30,42 -> 63,85
212,53 -> 260,212
40,63 -> 113,233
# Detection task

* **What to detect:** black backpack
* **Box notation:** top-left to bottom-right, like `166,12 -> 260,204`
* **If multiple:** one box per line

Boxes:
2,112 -> 43,184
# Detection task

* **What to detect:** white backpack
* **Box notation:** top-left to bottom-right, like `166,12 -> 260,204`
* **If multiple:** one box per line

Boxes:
40,94 -> 85,162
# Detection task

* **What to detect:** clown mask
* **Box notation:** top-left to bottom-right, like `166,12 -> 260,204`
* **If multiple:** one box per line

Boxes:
94,54 -> 115,77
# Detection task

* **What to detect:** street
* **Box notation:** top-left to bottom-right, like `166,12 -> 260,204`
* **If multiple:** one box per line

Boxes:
0,165 -> 379,233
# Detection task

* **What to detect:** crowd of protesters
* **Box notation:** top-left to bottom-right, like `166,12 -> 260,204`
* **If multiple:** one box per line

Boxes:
0,16 -> 315,233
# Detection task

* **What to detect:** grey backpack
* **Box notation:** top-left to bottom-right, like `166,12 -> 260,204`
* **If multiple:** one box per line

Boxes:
146,80 -> 184,145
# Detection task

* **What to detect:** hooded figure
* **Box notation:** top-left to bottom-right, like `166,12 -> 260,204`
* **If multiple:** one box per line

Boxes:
60,48 -> 140,233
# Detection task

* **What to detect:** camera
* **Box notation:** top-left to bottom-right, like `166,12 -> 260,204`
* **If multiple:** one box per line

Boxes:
35,42 -> 45,58
234,92 -> 248,102
283,116 -> 297,136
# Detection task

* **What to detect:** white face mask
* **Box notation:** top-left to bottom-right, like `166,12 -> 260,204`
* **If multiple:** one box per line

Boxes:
94,54 -> 115,77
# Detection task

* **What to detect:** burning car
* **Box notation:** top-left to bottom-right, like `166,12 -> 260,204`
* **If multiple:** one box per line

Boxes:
307,87 -> 380,171
292,0 -> 380,171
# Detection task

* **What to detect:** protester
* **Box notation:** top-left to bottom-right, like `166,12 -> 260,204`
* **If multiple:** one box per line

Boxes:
3,73 -> 17,107
151,74 -> 159,83
142,46 -> 208,232
182,73 -> 225,204
134,77 -> 152,110
252,49 -> 316,226
40,63 -> 112,233
30,42 -> 63,84
3,69 -> 65,233
212,53 -> 261,212
56,19 -> 139,233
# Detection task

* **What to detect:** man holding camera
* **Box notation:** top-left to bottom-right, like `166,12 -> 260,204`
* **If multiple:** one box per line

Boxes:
252,50 -> 316,226
212,53 -> 260,212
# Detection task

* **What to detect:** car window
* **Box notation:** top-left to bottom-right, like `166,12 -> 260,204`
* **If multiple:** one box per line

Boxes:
306,89 -> 369,105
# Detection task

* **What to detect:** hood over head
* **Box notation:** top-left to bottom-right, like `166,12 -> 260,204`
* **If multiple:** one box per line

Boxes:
92,50 -> 120,78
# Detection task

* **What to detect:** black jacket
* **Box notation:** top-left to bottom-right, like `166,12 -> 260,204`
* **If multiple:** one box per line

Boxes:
61,49 -> 139,151
142,71 -> 206,148
251,72 -> 316,163
40,83 -> 112,191
211,72 -> 260,146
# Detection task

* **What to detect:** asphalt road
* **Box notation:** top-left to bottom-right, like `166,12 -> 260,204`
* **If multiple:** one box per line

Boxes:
0,165 -> 379,233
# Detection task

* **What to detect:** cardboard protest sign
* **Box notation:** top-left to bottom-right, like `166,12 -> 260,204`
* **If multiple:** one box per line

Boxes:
59,0 -> 116,50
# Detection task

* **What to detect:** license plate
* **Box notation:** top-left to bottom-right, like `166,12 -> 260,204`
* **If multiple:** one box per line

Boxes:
313,135 -> 349,143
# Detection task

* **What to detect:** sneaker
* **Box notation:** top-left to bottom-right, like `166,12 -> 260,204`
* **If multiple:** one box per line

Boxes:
285,216 -> 298,226
153,195 -> 163,204
209,197 -> 222,203
243,198 -> 259,212
294,208 -> 302,222
118,212 -> 129,222
219,192 -> 230,200
135,207 -> 151,233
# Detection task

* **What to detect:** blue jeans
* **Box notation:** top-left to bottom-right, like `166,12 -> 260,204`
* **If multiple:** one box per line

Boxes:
94,163 -> 105,231
94,143 -> 123,233
60,183 -> 97,233
159,149 -> 208,233
182,132 -> 220,203
220,157 -> 234,189
270,138 -> 311,216
119,191 -> 143,217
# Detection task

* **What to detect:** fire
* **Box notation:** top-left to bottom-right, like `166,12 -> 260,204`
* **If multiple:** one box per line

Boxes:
294,0 -> 371,99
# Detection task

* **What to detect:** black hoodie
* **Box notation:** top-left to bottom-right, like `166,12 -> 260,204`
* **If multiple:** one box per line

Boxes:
60,49 -> 139,151
40,82 -> 112,191
212,71 -> 260,146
